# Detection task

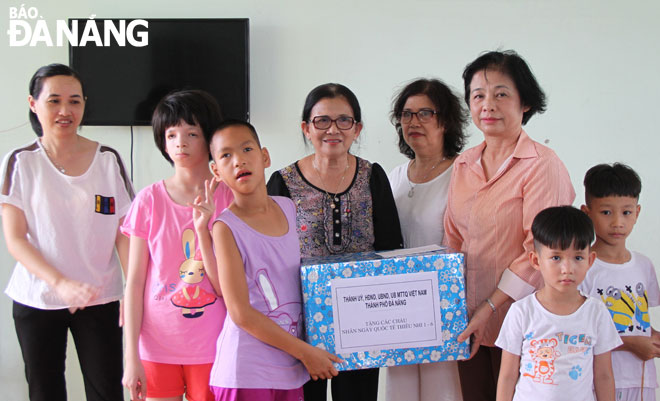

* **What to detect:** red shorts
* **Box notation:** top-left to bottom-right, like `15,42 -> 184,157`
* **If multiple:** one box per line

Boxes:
142,360 -> 214,401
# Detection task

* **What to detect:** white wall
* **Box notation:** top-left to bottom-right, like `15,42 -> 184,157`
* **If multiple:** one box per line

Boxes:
1,0 -> 659,399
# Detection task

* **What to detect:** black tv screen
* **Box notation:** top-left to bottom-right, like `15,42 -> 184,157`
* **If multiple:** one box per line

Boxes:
69,18 -> 249,126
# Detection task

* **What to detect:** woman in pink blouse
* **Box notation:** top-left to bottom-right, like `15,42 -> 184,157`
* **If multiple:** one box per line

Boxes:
443,50 -> 575,401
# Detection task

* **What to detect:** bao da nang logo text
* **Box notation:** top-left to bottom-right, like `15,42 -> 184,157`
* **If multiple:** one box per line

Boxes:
7,6 -> 148,47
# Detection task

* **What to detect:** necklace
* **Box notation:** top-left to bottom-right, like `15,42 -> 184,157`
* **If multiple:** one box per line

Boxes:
312,156 -> 350,209
407,157 -> 445,198
41,140 -> 66,174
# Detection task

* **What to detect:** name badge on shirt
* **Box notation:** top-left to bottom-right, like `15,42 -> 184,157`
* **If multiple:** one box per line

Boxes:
95,195 -> 115,215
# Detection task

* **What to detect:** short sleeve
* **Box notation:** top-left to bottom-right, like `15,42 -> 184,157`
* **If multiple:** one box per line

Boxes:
495,301 -> 524,355
578,266 -> 598,298
0,149 -> 24,211
593,300 -> 623,355
106,147 -> 135,218
120,186 -> 153,239
642,256 -> 660,307
266,170 -> 292,199
369,163 -> 403,251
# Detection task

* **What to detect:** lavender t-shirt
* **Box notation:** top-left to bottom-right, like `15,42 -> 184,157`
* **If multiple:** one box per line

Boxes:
209,196 -> 309,389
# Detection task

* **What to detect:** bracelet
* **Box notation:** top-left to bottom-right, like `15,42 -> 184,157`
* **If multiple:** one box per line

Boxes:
485,298 -> 496,313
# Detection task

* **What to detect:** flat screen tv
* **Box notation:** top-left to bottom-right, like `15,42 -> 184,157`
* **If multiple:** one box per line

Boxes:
69,18 -> 249,126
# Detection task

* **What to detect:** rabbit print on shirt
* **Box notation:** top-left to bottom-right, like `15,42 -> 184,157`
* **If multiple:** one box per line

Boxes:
170,228 -> 217,318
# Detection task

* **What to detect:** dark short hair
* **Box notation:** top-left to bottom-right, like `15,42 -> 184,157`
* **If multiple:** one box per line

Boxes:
28,63 -> 86,137
532,206 -> 594,251
212,119 -> 261,151
462,50 -> 546,125
583,163 -> 641,205
152,89 -> 224,164
390,78 -> 468,159
301,83 -> 362,144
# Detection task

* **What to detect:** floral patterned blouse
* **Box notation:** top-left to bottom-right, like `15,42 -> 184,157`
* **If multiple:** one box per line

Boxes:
267,156 -> 402,258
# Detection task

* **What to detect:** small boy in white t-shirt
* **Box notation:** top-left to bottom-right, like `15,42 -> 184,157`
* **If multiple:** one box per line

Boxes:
496,206 -> 621,401
579,163 -> 660,401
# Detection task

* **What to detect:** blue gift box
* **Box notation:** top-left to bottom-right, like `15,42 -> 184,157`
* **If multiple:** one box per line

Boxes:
300,246 -> 470,370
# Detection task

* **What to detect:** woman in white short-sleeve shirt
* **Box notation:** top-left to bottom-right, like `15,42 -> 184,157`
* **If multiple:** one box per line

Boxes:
0,63 -> 134,401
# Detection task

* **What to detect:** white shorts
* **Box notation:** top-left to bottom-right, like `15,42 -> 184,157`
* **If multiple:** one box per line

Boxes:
615,387 -> 656,401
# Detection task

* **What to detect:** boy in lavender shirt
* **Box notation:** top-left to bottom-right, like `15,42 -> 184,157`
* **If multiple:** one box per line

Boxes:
201,120 -> 342,401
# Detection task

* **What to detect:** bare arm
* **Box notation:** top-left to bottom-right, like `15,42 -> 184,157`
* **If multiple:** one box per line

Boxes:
115,218 -> 129,278
191,178 -> 221,295
593,351 -> 615,401
2,203 -> 99,310
213,221 -> 343,380
115,218 -> 129,326
121,235 -> 150,401
496,350 -> 519,401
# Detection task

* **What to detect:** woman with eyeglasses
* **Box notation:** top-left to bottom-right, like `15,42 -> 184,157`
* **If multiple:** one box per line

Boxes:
267,83 -> 403,401
444,50 -> 575,401
385,78 -> 467,401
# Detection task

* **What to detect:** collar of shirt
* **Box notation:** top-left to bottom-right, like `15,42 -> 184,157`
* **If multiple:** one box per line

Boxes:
459,129 -> 538,181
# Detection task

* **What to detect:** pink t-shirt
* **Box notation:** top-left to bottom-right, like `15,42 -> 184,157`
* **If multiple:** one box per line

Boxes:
121,180 -> 233,364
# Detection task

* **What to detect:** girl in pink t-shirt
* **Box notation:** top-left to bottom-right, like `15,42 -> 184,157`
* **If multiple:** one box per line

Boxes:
121,90 -> 233,401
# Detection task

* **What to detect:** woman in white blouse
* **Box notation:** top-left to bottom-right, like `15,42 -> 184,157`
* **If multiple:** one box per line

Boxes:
387,78 -> 468,401
0,64 -> 133,401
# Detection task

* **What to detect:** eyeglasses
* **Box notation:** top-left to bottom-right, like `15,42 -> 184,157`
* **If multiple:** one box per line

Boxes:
399,109 -> 437,124
311,115 -> 356,130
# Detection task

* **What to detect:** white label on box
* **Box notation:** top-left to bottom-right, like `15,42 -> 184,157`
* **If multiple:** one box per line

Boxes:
330,271 -> 443,354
